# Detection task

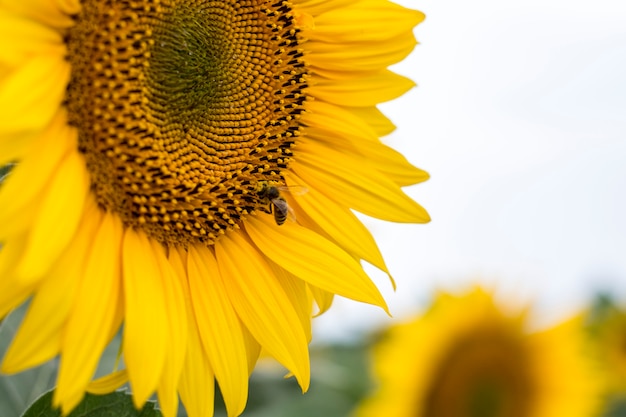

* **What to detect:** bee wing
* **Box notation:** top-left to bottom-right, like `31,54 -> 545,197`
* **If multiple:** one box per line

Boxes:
276,185 -> 308,196
0,163 -> 15,183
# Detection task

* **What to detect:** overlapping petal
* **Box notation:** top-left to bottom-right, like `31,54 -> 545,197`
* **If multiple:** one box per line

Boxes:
216,231 -> 311,390
122,228 -> 169,408
55,209 -> 122,413
188,245 -> 249,417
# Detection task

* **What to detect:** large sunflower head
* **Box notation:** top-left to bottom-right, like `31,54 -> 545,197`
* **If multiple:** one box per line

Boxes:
354,287 -> 603,417
0,0 -> 428,416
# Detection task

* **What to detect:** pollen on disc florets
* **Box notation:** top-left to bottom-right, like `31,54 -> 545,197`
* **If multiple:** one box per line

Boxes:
64,0 -> 308,245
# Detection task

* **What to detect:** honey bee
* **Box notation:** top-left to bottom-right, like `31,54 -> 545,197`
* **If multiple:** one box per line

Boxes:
256,181 -> 306,226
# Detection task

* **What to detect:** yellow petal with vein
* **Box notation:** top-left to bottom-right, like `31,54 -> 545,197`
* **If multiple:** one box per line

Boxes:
55,209 -> 121,413
268,262 -> 313,342
311,70 -> 415,107
306,32 -> 416,72
168,246 -> 188,281
0,131 -> 35,166
87,370 -> 128,395
241,324 -> 261,375
285,171 -> 389,273
305,0 -> 424,43
308,285 -> 335,317
179,315 -> 216,417
0,234 -> 34,322
0,110 -> 74,237
295,0 -> 354,16
122,229 -> 169,409
55,0 -> 81,15
345,106 -> 396,137
152,240 -> 187,417
188,245 -> 248,417
0,0 -> 76,29
0,54 -> 69,134
215,232 -> 311,390
2,199 -> 99,372
0,10 -> 64,66
303,99 -> 379,142
303,101 -> 428,186
245,215 -> 388,313
293,140 -> 430,223
14,150 -> 88,282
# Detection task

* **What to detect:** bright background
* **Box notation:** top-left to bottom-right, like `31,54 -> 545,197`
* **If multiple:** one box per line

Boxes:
314,0 -> 626,340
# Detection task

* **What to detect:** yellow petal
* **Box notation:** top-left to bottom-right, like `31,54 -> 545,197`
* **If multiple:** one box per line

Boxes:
0,53 -> 70,134
215,232 -> 311,391
240,324 -> 261,375
0,130 -> 36,166
14,149 -> 89,283
152,240 -> 187,417
55,209 -> 122,413
0,110 -> 74,237
0,0 -> 76,29
344,105 -> 396,137
55,0 -> 81,15
187,244 -> 249,417
303,99 -> 379,142
122,228 -> 169,409
0,9 -> 64,66
311,70 -> 415,107
0,234 -> 34,322
308,285 -> 335,317
304,0 -> 424,43
245,215 -> 388,313
167,245 -> 188,282
87,370 -> 129,395
306,33 -> 416,73
292,139 -> 430,223
303,101 -> 429,186
179,314 -> 216,417
268,261 -> 313,342
285,171 -> 389,273
296,0 -> 356,16
2,198 -> 99,372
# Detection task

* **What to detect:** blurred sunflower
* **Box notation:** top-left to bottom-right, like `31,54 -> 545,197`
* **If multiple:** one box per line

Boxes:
594,304 -> 626,394
0,0 -> 429,416
354,287 -> 603,417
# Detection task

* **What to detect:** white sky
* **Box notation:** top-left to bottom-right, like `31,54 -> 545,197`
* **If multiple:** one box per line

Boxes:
313,0 -> 626,340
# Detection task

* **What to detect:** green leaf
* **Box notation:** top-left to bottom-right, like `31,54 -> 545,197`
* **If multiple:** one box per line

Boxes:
0,162 -> 14,184
21,390 -> 162,417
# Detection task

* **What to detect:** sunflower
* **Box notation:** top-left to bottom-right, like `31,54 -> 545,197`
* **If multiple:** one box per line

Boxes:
0,0 -> 429,416
354,287 -> 603,417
